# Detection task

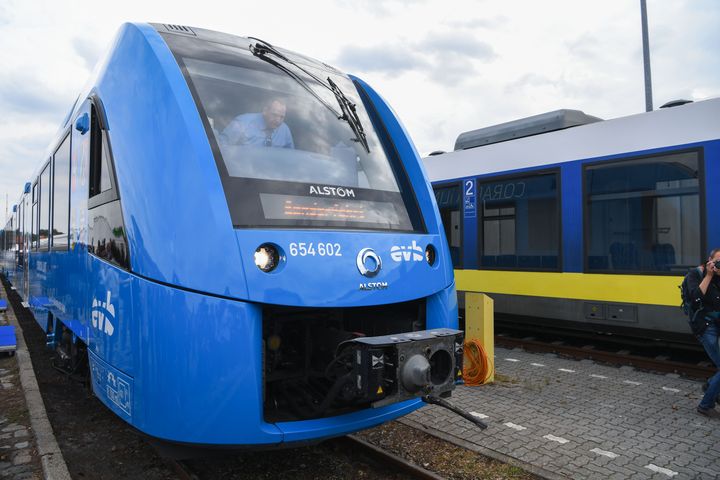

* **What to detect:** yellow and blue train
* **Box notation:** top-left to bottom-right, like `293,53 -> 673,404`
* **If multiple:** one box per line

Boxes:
0,23 -> 462,448
424,98 -> 720,345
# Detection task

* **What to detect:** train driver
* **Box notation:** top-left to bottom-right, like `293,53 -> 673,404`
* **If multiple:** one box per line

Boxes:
689,248 -> 720,418
219,99 -> 295,149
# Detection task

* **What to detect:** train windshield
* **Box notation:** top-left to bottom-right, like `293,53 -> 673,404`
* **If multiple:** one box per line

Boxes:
162,33 -> 421,231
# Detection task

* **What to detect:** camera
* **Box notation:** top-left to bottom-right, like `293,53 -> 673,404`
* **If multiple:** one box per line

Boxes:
714,260 -> 720,269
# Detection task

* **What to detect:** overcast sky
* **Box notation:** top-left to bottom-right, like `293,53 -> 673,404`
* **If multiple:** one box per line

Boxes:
1,0 -> 719,222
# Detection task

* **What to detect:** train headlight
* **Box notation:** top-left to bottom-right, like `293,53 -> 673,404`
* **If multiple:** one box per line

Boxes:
254,244 -> 280,273
425,244 -> 437,266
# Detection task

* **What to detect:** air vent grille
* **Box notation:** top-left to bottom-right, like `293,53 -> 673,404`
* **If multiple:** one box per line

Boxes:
164,24 -> 196,36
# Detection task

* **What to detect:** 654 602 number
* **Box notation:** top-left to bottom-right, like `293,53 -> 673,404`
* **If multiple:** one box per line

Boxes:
288,242 -> 342,257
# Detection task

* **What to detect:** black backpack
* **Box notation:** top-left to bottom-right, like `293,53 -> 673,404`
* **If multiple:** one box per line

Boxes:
680,267 -> 710,336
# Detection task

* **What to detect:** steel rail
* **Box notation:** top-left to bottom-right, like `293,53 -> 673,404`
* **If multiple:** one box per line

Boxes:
342,435 -> 447,480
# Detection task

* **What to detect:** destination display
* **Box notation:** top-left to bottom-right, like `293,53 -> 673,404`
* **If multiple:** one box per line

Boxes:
259,193 -> 406,227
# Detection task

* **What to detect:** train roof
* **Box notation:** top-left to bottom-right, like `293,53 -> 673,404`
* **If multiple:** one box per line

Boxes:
424,97 -> 720,182
150,23 -> 343,75
453,109 -> 603,150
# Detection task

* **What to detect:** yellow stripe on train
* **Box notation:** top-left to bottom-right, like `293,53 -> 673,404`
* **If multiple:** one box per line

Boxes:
455,270 -> 683,307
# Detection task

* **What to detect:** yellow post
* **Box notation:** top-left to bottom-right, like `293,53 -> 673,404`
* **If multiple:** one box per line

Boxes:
464,292 -> 494,384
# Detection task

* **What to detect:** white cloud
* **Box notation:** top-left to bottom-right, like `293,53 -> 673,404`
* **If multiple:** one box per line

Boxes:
445,16 -> 509,30
72,37 -> 105,71
335,29 -> 495,84
336,44 -> 430,77
418,31 -> 496,60
336,0 -> 429,17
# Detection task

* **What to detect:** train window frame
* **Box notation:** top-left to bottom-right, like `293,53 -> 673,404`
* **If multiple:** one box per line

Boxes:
83,95 -> 130,271
38,161 -> 52,251
475,168 -> 563,272
22,195 -> 29,258
581,147 -> 705,276
87,98 -> 120,210
20,201 -> 24,250
51,131 -> 72,251
15,202 -> 21,265
432,180 -> 464,269
17,200 -> 22,255
31,182 -> 38,250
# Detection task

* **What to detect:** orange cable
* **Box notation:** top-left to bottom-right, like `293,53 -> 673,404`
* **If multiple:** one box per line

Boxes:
462,338 -> 494,385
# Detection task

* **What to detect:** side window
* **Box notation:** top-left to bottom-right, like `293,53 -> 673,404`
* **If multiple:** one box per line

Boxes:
52,134 -> 71,249
82,99 -> 129,270
23,196 -> 29,252
433,184 -> 462,268
9,213 -> 14,254
15,205 -> 20,244
585,150 -> 701,273
11,213 -> 16,253
478,172 -> 560,270
39,164 -> 51,250
15,204 -> 21,264
89,105 -> 112,199
31,183 -> 38,250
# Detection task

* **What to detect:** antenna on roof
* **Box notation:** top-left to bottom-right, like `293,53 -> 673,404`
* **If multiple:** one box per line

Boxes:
640,0 -> 654,112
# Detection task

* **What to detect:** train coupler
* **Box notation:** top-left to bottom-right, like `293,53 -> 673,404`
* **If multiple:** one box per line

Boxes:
341,328 -> 464,408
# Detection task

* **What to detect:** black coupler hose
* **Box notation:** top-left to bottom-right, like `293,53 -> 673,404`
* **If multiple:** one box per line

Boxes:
422,395 -> 488,430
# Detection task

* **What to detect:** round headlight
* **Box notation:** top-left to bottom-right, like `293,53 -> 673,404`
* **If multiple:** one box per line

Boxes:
254,244 -> 279,272
425,244 -> 437,266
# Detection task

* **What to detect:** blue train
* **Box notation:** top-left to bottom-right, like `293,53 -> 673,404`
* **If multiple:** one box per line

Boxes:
424,98 -> 720,345
0,23 -> 462,448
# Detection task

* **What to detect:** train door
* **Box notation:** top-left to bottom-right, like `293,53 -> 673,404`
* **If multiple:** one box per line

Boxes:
69,100 -> 92,338
73,97 -> 133,374
433,183 -> 462,267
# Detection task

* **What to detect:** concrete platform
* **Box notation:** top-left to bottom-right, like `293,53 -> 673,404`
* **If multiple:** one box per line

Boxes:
0,287 -> 70,480
0,310 -> 43,479
403,346 -> 720,479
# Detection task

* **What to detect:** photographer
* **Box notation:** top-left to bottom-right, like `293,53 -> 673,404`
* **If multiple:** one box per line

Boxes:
687,248 -> 720,417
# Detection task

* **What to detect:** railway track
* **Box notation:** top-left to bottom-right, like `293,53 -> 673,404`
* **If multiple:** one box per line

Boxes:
341,435 -> 446,480
164,435 -> 446,480
496,334 -> 715,380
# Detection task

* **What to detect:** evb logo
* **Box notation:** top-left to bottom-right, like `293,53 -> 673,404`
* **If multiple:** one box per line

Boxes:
92,291 -> 116,336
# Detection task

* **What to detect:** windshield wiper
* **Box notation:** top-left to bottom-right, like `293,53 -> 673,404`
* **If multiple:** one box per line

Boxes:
248,37 -> 370,153
326,77 -> 369,154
